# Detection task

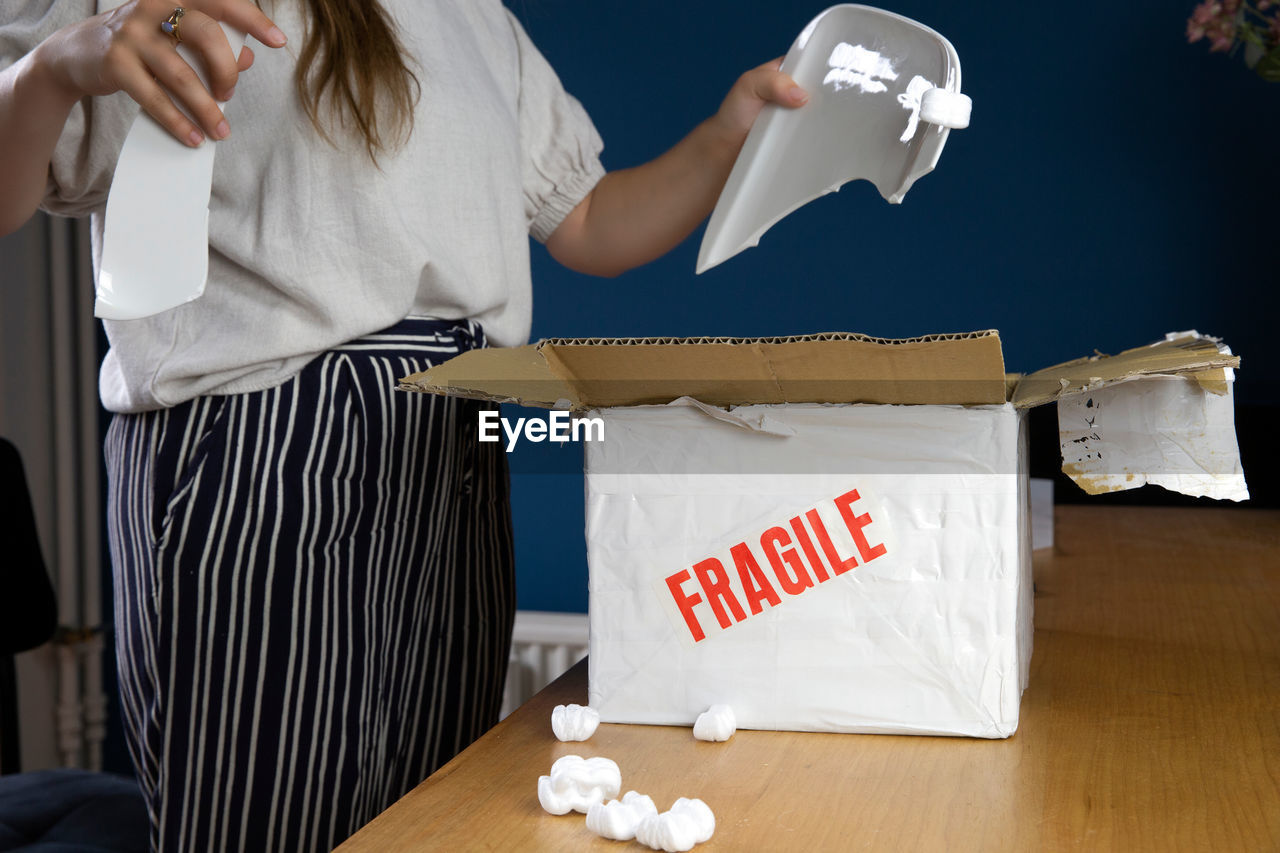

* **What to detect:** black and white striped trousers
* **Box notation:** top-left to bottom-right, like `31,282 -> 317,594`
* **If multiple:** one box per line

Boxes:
104,318 -> 514,853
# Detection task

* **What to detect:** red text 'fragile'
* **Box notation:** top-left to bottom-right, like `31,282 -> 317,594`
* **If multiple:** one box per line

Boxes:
664,489 -> 887,643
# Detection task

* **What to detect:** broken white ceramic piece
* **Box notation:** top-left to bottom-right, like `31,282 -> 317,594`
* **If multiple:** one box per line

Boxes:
697,4 -> 968,273
97,23 -> 246,320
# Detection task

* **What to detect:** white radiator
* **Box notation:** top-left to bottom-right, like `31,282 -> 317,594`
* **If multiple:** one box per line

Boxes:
501,611 -> 589,720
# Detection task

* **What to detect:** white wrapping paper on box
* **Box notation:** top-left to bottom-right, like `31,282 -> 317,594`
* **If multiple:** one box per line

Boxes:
585,401 -> 1034,738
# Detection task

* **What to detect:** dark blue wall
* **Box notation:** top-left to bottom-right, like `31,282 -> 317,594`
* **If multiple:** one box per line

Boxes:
506,0 -> 1279,613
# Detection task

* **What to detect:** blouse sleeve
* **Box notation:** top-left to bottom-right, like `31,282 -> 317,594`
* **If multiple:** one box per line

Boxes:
503,10 -> 606,244
1,0 -> 138,218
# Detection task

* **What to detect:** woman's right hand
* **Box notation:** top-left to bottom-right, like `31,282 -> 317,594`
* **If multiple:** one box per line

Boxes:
32,0 -> 286,146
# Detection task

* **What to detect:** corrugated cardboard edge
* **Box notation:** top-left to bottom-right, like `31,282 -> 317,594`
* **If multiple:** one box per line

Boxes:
400,330 -> 1008,409
397,344 -> 580,409
540,331 -> 990,347
1011,332 -> 1240,409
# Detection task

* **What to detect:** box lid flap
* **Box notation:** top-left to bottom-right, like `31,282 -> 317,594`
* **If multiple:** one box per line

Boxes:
400,330 -> 1008,409
1012,331 -> 1240,409
397,343 -> 579,409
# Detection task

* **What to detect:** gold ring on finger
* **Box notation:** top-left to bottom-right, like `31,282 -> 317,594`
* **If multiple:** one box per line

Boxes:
160,7 -> 185,43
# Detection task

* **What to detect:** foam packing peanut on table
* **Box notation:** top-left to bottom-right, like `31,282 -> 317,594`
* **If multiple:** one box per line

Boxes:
635,798 -> 716,852
586,791 -> 659,841
692,705 -> 736,741
551,703 -> 600,741
536,755 -> 621,815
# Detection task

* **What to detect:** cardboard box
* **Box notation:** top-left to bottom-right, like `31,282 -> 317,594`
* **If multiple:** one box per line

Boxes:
402,330 -> 1246,737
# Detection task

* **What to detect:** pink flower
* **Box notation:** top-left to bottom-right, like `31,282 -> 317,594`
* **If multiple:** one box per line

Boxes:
1205,14 -> 1237,50
1187,1 -> 1242,45
1191,1 -> 1221,24
1186,0 -> 1280,66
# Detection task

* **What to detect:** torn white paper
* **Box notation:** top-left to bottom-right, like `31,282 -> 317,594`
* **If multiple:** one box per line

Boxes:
668,396 -> 796,437
1057,375 -> 1248,501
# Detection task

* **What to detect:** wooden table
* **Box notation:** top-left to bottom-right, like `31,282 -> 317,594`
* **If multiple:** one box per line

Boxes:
338,506 -> 1280,851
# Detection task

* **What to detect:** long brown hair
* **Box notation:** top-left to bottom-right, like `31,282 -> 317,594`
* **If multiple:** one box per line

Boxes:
294,0 -> 420,162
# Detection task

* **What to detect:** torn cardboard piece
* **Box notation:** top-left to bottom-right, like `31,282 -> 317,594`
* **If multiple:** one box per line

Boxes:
1020,331 -> 1246,500
1057,376 -> 1248,500
1011,330 -> 1239,408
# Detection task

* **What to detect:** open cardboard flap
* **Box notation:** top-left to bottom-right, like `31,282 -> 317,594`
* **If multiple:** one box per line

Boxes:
401,330 -> 1009,409
1010,331 -> 1238,407
401,329 -> 1246,500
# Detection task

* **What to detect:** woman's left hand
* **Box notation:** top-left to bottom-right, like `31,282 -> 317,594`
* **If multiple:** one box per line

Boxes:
546,58 -> 807,278
706,58 -> 807,146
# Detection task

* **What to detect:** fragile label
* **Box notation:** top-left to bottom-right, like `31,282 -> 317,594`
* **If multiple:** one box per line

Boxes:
661,488 -> 888,644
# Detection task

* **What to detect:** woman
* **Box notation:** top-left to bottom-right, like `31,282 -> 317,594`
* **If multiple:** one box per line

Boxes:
0,1 -> 806,849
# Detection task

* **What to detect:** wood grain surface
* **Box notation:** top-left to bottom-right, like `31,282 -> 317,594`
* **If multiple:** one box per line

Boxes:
336,506 -> 1280,852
